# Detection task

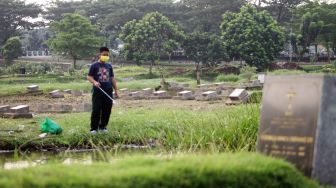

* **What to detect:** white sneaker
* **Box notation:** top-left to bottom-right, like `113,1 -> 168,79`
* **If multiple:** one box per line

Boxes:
100,128 -> 108,133
90,130 -> 97,135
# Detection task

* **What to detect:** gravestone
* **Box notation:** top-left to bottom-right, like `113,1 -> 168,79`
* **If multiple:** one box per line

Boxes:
225,89 -> 249,105
128,91 -> 143,100
37,104 -> 53,113
63,89 -> 72,94
27,85 -> 39,92
53,104 -> 73,113
71,90 -> 82,97
0,105 -> 10,114
49,90 -> 64,98
173,91 -> 195,100
257,72 -> 266,84
27,85 -> 43,95
151,91 -> 171,99
257,75 -> 336,186
196,91 -> 219,101
10,105 -> 29,113
142,88 -> 153,96
4,105 -> 33,118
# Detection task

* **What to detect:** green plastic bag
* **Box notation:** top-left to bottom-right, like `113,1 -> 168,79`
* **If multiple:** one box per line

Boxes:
40,117 -> 63,134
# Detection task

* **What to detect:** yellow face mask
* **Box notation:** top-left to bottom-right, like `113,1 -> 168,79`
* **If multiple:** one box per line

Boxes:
100,56 -> 110,62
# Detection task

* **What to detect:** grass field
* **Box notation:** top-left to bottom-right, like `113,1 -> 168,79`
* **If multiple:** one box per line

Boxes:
0,105 -> 259,152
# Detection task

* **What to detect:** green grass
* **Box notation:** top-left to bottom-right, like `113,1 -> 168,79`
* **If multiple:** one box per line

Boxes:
216,74 -> 241,82
0,153 -> 319,188
0,105 -> 259,152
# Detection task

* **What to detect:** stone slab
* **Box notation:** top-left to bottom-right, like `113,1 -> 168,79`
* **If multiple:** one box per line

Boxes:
10,105 -> 29,113
3,113 -> 33,119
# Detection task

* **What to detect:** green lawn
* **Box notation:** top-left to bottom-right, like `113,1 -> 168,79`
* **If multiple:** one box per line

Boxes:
0,153 -> 319,188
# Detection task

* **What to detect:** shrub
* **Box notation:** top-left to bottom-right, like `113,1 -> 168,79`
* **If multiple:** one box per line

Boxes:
0,153 -> 319,188
240,66 -> 257,81
216,74 -> 240,82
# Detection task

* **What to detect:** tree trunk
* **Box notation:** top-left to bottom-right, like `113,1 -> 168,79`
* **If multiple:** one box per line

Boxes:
168,54 -> 172,64
73,57 -> 77,69
196,62 -> 201,85
315,44 -> 318,63
327,44 -> 331,63
149,61 -> 153,75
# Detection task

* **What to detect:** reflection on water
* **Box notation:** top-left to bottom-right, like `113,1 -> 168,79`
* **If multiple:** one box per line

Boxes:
0,149 -> 153,170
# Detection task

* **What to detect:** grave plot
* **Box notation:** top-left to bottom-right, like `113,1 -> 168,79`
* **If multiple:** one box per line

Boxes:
225,89 -> 249,105
151,91 -> 171,99
53,104 -> 73,113
63,89 -> 72,94
173,91 -> 195,100
3,105 -> 33,119
126,91 -> 145,100
141,88 -> 154,98
36,104 -> 53,113
49,90 -> 65,98
73,103 -> 92,113
26,85 -> 43,95
196,91 -> 221,101
71,90 -> 83,97
0,105 -> 10,117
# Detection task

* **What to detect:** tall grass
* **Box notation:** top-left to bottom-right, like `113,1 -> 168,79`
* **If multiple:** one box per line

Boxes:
0,105 -> 259,152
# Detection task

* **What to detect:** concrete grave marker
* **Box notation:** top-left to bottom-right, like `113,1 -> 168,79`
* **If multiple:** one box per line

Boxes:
63,89 -> 72,94
49,90 -> 64,98
173,91 -> 195,100
26,85 -> 43,95
128,91 -> 143,100
10,105 -> 29,114
4,105 -> 33,118
225,89 -> 249,105
152,91 -> 171,99
27,85 -> 39,92
257,75 -> 336,186
196,91 -> 219,101
142,88 -> 153,96
0,105 -> 10,114
257,72 -> 266,84
71,90 -> 82,97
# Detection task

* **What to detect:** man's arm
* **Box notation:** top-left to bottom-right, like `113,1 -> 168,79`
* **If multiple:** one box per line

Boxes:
112,77 -> 118,97
87,76 -> 101,88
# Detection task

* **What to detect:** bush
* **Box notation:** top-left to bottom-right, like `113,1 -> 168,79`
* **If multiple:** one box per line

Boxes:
216,74 -> 240,82
240,66 -> 257,81
0,153 -> 319,188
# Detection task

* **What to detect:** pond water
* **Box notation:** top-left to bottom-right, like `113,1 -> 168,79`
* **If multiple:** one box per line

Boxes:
0,148 -> 156,170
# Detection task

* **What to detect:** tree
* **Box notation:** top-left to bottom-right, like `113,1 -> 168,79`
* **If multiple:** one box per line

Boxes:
0,0 -> 41,46
120,12 -> 185,75
260,0 -> 305,24
2,37 -> 22,65
183,32 -> 210,85
299,12 -> 324,61
47,13 -> 103,68
221,5 -> 285,70
179,0 -> 246,33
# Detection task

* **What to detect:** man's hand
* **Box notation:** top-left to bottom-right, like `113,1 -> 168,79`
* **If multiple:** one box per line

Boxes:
114,90 -> 119,98
93,81 -> 101,88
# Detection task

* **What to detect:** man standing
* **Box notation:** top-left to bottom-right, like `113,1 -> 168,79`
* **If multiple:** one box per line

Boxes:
87,47 -> 118,134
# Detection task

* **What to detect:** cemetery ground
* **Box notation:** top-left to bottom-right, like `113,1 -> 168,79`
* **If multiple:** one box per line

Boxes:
0,64 -> 325,187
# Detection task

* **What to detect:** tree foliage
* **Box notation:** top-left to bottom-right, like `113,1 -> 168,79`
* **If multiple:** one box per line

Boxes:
2,37 -> 22,65
0,0 -> 41,46
120,12 -> 185,75
47,13 -> 102,68
221,5 -> 285,69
